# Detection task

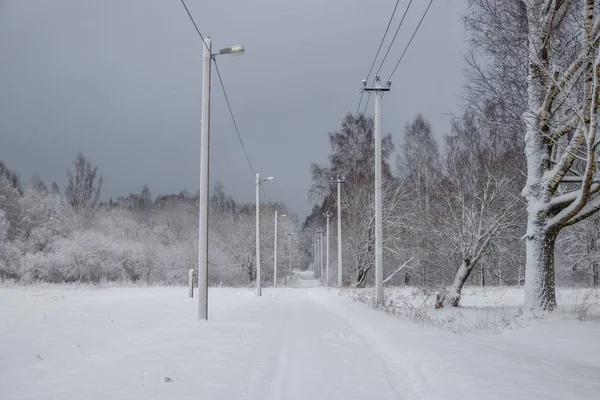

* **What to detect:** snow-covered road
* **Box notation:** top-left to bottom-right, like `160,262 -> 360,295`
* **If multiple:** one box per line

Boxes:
1,273 -> 599,399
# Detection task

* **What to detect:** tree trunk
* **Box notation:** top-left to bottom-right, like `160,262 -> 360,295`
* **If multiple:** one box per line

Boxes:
592,261 -> 599,287
448,258 -> 473,307
356,265 -> 371,288
524,229 -> 558,311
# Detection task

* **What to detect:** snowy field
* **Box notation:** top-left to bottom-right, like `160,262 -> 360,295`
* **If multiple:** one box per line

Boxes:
1,272 -> 600,400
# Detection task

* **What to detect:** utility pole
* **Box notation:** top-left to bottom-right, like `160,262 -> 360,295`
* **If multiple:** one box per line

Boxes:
198,38 -> 212,321
256,173 -> 261,297
314,236 -> 319,275
197,39 -> 245,321
317,228 -> 324,280
255,173 -> 274,297
274,211 -> 278,288
324,212 -> 332,287
361,75 -> 391,306
332,176 -> 345,287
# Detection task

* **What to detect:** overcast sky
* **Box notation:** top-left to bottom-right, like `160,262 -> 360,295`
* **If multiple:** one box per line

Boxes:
0,0 -> 467,218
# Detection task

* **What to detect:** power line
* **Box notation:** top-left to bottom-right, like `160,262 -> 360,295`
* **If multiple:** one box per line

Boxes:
179,0 -> 272,204
362,92 -> 371,115
213,60 -> 271,203
355,92 -> 367,118
356,0 -> 401,117
363,0 -> 431,114
179,0 -> 210,53
387,0 -> 434,81
374,0 -> 414,77
213,60 -> 256,176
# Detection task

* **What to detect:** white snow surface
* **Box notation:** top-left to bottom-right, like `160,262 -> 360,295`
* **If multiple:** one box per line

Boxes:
1,271 -> 599,400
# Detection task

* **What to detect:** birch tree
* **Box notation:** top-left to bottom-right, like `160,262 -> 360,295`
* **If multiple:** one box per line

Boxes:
465,0 -> 600,311
521,0 -> 600,311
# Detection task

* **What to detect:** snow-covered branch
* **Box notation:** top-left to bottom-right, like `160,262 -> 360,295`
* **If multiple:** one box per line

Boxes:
383,258 -> 413,285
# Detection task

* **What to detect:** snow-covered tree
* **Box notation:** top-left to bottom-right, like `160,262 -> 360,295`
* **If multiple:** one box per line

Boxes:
521,0 -> 600,311
308,113 -> 396,286
0,172 -> 22,240
463,0 -> 600,312
66,152 -> 103,214
558,215 -> 600,286
397,115 -> 443,286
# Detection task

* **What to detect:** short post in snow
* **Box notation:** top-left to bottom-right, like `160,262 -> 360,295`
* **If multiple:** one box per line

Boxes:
188,269 -> 194,298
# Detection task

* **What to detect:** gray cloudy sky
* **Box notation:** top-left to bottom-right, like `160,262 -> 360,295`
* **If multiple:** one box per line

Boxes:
0,0 -> 466,218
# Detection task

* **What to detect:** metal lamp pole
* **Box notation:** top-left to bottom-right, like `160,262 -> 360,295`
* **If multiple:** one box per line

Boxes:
255,174 -> 274,297
198,39 -> 245,321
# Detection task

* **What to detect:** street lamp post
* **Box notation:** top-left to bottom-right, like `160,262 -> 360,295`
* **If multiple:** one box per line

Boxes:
198,39 -> 245,321
285,232 -> 294,285
256,173 -> 274,297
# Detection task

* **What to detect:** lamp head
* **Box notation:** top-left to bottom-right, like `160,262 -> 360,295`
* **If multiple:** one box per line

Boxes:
219,45 -> 245,56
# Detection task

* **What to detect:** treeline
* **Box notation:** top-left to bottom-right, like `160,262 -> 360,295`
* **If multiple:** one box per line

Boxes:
0,154 -> 300,285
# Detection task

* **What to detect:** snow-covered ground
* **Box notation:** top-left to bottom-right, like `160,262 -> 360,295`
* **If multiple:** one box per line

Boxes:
1,272 -> 599,399
346,286 -> 600,333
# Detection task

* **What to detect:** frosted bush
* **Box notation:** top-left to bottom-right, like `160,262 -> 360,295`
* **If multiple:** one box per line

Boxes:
0,240 -> 22,280
20,231 -> 147,283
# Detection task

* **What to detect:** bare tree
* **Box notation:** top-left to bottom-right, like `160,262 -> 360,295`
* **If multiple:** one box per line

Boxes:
438,176 -> 519,307
397,115 -> 443,286
558,215 -> 600,286
308,113 -> 395,286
